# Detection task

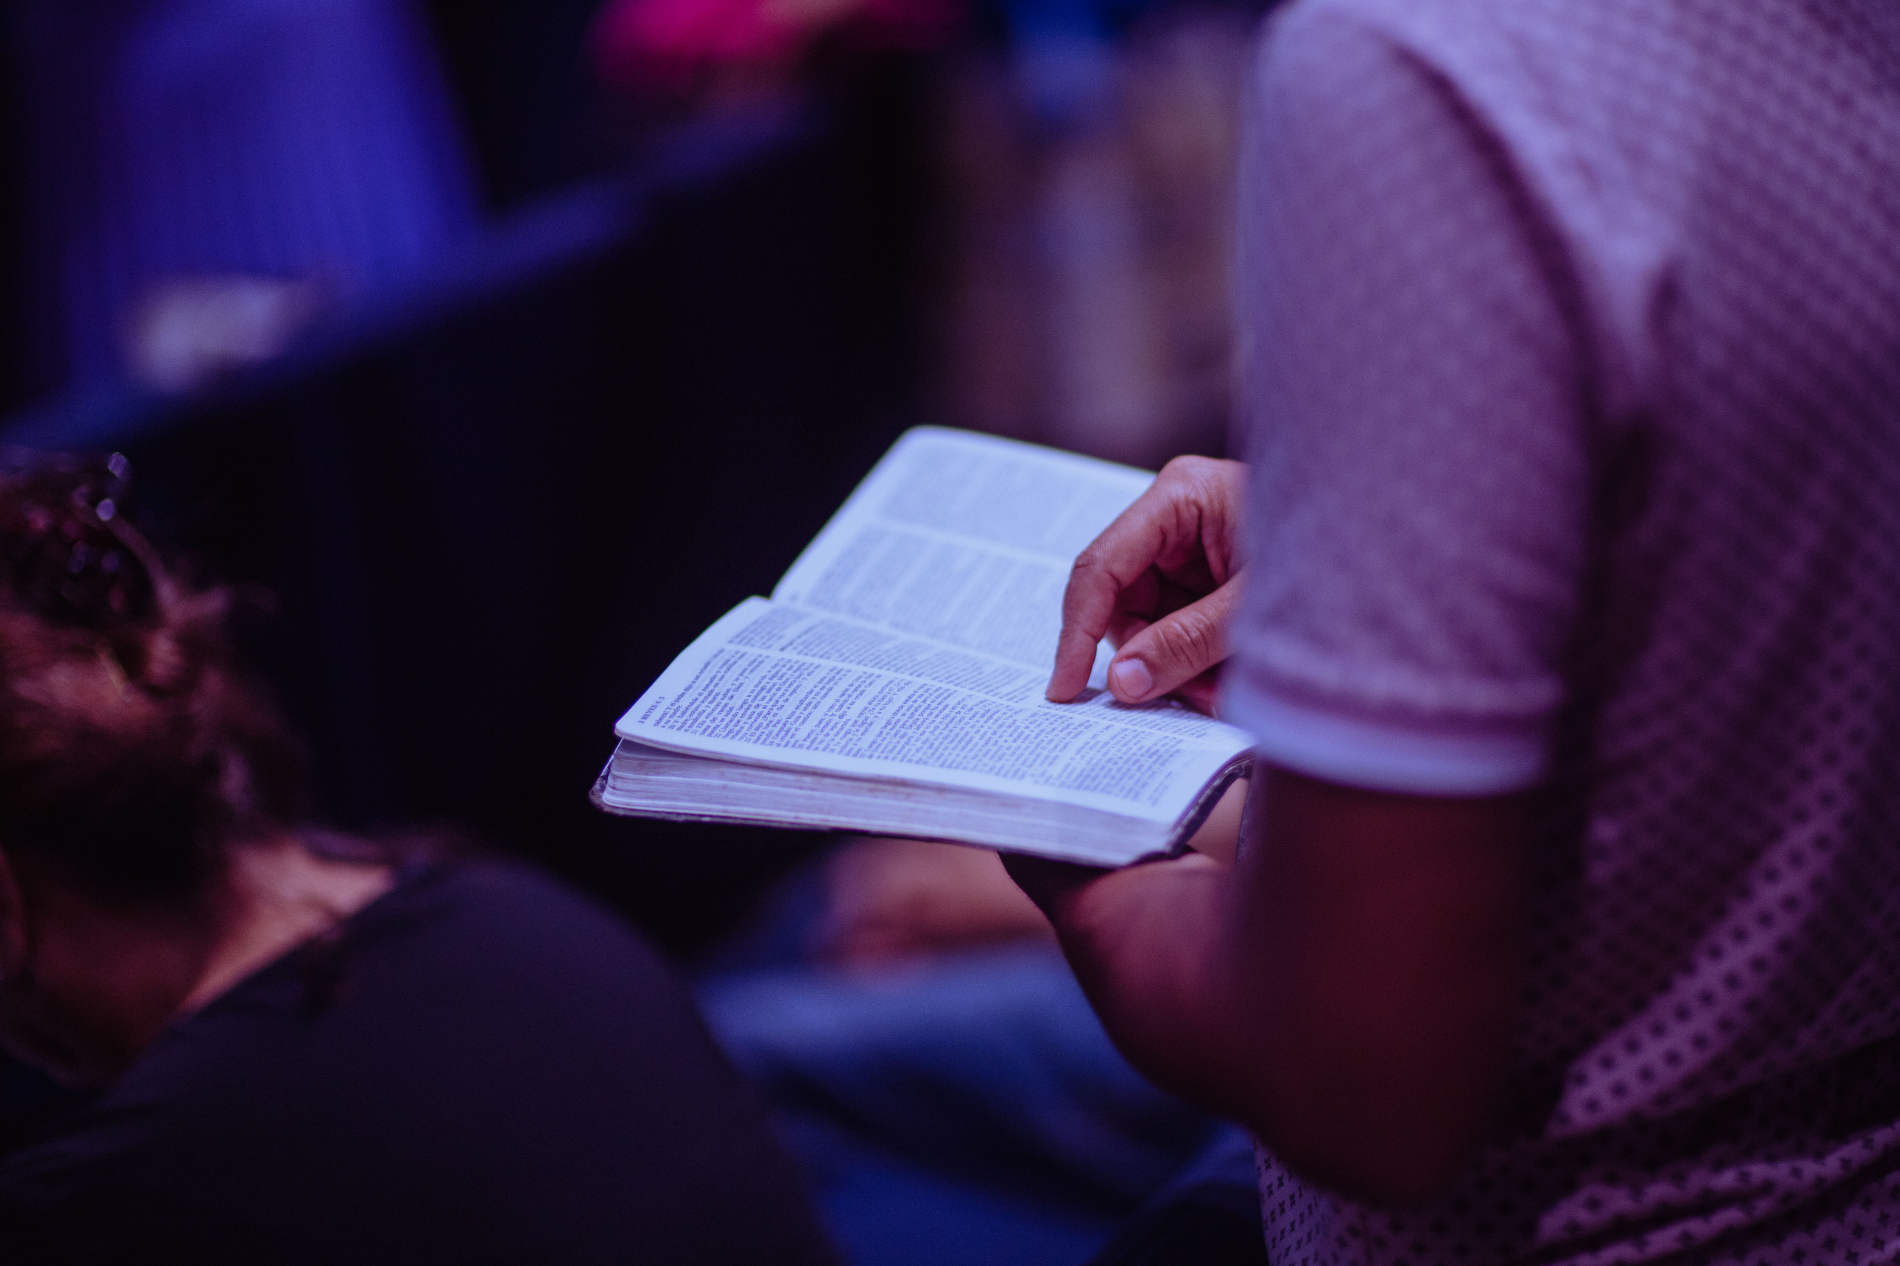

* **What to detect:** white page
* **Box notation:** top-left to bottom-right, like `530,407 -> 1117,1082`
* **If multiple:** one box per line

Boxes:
616,598 -> 1249,823
773,428 -> 1153,669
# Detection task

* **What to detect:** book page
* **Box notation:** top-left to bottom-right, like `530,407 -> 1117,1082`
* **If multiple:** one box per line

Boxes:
773,428 -> 1153,669
616,598 -> 1250,823
595,740 -> 1198,866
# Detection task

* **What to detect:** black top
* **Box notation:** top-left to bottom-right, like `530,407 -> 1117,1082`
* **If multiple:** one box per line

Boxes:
0,862 -> 835,1266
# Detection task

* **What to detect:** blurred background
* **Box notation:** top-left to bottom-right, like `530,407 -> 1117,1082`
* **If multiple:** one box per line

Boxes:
0,1 -> 1271,1259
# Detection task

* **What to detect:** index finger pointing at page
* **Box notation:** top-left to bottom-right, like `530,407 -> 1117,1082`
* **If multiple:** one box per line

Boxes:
1046,490 -> 1172,702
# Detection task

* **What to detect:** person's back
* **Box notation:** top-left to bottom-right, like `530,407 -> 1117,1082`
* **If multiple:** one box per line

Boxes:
0,859 -> 836,1266
0,455 -> 834,1265
1222,0 -> 1900,1258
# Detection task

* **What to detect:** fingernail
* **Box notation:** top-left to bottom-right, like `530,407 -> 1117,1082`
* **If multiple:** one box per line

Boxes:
1109,658 -> 1152,700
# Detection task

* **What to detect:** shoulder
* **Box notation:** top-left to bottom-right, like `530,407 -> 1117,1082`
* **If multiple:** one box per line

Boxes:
360,858 -> 651,956
1258,0 -> 1685,83
1252,0 -> 1822,196
0,861 -> 677,1175
1250,0 -> 1683,165
248,858 -> 710,1062
1243,0 -> 1725,428
1242,0 -> 1628,225
0,859 -> 832,1264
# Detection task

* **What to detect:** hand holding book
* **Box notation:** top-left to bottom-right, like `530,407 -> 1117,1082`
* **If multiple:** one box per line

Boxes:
1046,456 -> 1249,716
593,429 -> 1253,867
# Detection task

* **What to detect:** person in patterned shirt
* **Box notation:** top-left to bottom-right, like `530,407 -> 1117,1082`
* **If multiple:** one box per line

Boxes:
1023,1 -> 1900,1262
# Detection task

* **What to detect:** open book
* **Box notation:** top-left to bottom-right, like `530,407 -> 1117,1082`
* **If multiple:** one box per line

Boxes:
592,428 -> 1252,867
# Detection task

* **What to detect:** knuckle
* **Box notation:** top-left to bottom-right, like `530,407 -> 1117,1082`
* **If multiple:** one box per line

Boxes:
1063,550 -> 1115,629
1162,454 -> 1211,482
1153,612 -> 1218,669
1158,457 -> 1227,520
1158,455 -> 1198,484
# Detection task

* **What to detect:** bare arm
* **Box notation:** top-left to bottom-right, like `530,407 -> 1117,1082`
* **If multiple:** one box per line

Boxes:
1012,766 -> 1530,1204
1027,457 -> 1529,1201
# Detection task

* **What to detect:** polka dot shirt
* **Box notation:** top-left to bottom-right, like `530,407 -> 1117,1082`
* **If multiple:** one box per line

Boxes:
1221,0 -> 1900,1260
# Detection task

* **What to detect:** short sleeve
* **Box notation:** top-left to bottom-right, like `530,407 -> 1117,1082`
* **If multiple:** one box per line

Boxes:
1221,5 -> 1594,795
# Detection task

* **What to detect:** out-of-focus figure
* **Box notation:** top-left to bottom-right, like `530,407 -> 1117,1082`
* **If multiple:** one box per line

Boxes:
590,0 -> 1260,469
594,0 -> 958,101
935,7 -> 1256,467
703,787 -> 1257,1266
0,451 -> 837,1266
7,0 -> 478,400
1022,1 -> 1900,1263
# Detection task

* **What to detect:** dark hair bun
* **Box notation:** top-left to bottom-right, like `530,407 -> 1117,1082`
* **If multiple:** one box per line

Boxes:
0,501 -> 306,904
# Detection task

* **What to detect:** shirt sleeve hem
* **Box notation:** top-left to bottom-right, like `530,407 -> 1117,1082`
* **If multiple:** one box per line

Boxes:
1221,683 -> 1550,796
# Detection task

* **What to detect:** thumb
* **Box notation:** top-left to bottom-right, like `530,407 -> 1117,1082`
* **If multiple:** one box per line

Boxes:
1105,579 -> 1241,705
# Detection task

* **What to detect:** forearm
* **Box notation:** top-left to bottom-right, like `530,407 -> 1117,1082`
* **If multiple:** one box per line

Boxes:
1038,854 -> 1272,1126
1031,769 -> 1527,1204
